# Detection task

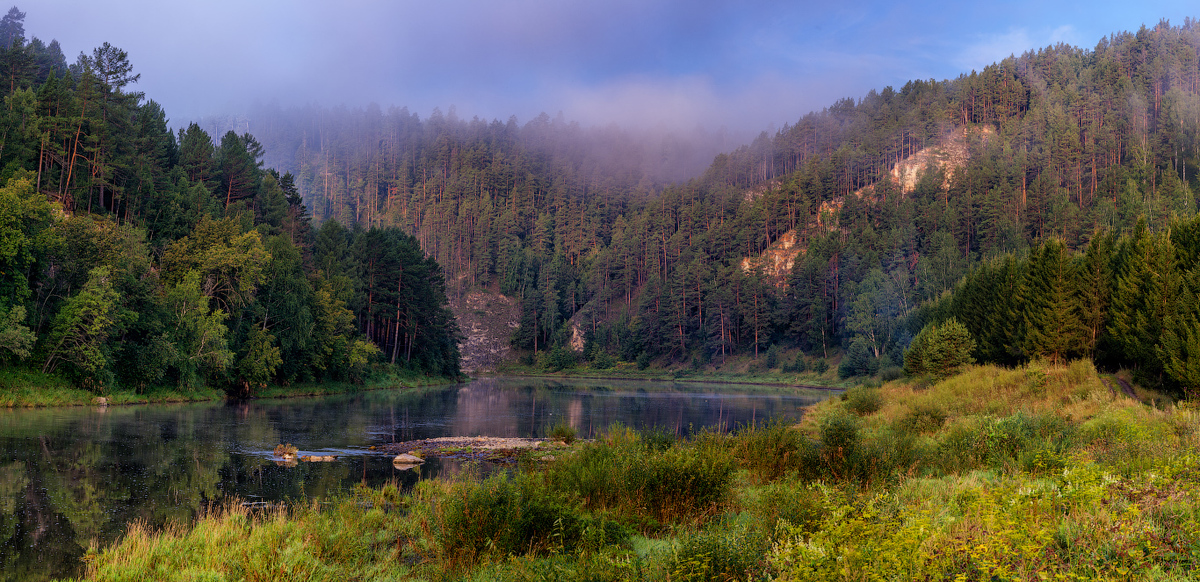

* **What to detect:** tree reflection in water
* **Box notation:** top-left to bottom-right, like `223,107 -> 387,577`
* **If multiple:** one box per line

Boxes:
0,378 -> 829,579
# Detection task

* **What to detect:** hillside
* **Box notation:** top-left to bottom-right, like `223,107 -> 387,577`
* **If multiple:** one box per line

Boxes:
5,12 -> 1200,387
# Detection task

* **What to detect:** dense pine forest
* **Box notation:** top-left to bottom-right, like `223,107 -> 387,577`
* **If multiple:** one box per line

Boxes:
0,7 -> 462,395
208,19 -> 1200,393
5,5 -> 1200,395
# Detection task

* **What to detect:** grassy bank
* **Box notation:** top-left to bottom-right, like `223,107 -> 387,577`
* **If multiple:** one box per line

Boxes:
71,360 -> 1200,581
495,355 -> 846,389
0,367 -> 460,408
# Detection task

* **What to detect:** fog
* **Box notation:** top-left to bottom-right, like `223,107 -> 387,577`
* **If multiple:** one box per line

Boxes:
27,0 -> 1198,175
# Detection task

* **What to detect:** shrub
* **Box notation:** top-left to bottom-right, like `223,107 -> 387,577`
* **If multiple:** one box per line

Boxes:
435,473 -> 603,565
880,366 -> 905,381
842,386 -> 882,416
764,345 -> 780,370
819,411 -> 861,478
904,318 -> 975,379
640,426 -> 678,451
545,428 -> 735,524
812,359 -> 829,374
839,337 -> 880,378
792,353 -> 808,373
550,420 -> 577,444
591,350 -> 615,370
749,480 -> 828,535
667,520 -> 768,582
896,402 -> 948,434
730,420 -> 817,483
636,351 -> 651,370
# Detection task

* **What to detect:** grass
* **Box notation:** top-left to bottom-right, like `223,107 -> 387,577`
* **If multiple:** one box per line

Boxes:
0,366 -> 459,408
70,360 -> 1200,581
495,352 -> 848,389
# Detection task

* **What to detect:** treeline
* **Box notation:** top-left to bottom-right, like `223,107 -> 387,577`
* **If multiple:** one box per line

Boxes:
0,7 -> 460,393
920,215 -> 1200,392
226,19 -> 1200,390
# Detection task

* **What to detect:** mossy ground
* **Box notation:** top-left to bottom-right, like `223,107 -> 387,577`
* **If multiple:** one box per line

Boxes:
70,361 -> 1200,581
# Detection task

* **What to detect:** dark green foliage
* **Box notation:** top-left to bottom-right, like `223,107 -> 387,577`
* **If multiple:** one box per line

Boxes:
904,318 -> 976,379
842,386 -> 882,416
818,410 -> 862,478
729,420 -> 816,483
896,402 -> 949,434
434,473 -> 627,566
0,15 -> 462,394
1020,239 -> 1086,364
764,344 -> 779,369
549,420 -> 577,444
791,352 -> 807,373
544,428 -> 736,524
9,11 -> 1200,397
666,519 -> 768,582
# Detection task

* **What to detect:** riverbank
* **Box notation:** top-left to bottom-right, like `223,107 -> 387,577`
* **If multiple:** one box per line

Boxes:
494,359 -> 848,390
0,367 -> 461,408
73,360 -> 1200,581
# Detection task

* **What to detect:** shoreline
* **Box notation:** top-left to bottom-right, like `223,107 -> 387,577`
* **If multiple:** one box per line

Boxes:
0,367 -> 845,409
0,369 -> 463,409
483,369 -> 845,391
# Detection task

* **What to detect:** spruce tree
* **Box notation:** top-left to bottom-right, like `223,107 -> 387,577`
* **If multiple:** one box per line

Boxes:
1021,239 -> 1086,364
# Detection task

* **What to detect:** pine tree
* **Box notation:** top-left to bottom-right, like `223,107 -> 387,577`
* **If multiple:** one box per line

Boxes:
1021,239 -> 1086,364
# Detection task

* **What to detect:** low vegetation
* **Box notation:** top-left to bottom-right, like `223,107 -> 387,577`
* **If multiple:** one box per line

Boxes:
72,361 -> 1200,581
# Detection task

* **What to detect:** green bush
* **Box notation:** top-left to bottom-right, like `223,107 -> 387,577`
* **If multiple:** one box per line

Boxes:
545,428 -> 735,524
640,426 -> 678,452
730,420 -> 817,483
550,420 -> 578,444
897,402 -> 948,434
636,351 -> 651,370
812,358 -> 829,374
880,366 -> 905,381
819,411 -> 862,478
749,480 -> 829,535
436,473 -> 587,564
591,350 -> 615,370
842,386 -> 883,416
792,353 -> 808,373
667,519 -> 768,582
904,318 -> 975,379
764,345 -> 780,370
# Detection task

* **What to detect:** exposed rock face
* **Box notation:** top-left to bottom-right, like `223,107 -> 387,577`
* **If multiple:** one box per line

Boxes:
450,291 -> 520,373
741,126 -> 990,285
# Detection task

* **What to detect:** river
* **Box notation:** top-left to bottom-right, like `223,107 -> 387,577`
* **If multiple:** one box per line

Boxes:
0,376 -> 833,580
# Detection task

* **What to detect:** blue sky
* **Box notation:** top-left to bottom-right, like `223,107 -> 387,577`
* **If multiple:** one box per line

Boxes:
27,0 -> 1200,138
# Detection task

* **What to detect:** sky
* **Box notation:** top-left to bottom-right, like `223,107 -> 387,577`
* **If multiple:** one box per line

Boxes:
26,0 -> 1200,141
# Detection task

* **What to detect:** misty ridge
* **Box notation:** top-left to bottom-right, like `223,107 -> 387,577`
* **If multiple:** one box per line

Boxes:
196,103 -> 747,189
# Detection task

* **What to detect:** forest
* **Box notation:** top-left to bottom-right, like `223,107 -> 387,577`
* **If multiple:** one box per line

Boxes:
5,6 -> 1200,395
0,7 -> 462,395
204,19 -> 1200,393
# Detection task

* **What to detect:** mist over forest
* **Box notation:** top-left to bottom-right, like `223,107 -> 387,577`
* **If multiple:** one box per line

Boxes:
4,3 -> 1200,396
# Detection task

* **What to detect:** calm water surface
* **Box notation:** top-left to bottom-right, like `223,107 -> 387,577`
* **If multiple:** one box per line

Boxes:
0,376 -> 833,580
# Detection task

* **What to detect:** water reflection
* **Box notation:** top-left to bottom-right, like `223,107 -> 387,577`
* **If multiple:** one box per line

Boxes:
0,377 -> 832,580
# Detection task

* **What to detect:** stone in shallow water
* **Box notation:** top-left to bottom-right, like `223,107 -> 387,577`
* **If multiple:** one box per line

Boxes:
392,453 -> 424,470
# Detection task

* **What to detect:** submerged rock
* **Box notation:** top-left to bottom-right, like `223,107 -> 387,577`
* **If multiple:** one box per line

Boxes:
393,453 -> 424,465
300,455 -> 337,462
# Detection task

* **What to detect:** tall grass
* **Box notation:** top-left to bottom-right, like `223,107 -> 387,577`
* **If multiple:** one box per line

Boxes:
76,360 -> 1200,581
544,426 -> 736,526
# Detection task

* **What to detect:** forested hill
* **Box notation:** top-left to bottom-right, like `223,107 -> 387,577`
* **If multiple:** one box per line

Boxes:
214,20 -> 1200,391
0,7 -> 462,394
6,9 -> 1200,393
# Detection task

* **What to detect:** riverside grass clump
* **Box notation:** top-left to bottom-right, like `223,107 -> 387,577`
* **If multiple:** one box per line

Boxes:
75,361 -> 1200,581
